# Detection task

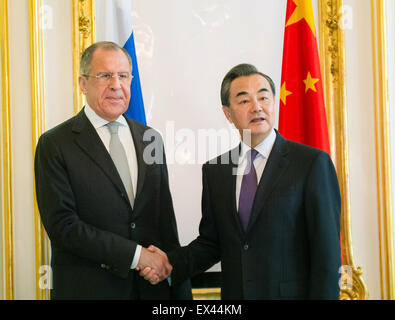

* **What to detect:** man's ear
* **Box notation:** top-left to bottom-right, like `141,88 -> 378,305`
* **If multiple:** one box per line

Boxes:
78,76 -> 87,95
222,106 -> 232,123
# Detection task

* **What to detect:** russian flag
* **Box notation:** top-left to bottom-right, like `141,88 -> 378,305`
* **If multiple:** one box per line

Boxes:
96,0 -> 146,124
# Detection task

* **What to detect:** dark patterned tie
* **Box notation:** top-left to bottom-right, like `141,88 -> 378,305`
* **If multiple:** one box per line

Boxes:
238,149 -> 259,231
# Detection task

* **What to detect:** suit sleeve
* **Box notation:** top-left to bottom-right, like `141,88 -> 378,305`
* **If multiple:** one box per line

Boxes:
34,133 -> 136,278
157,141 -> 181,252
153,136 -> 192,299
169,164 -> 221,286
304,151 -> 341,299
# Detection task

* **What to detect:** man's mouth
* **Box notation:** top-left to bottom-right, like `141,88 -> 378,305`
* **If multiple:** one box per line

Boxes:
250,117 -> 265,123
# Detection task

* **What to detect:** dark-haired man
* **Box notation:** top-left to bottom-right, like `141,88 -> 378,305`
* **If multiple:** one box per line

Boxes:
143,63 -> 341,300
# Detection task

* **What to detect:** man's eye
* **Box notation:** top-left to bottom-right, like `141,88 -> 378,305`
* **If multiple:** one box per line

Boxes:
99,73 -> 111,80
119,73 -> 129,79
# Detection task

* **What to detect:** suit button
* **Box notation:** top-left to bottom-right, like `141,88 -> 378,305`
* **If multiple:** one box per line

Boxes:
130,222 -> 136,229
244,244 -> 249,250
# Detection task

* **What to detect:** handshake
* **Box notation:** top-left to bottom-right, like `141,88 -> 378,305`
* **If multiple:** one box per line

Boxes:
136,245 -> 172,285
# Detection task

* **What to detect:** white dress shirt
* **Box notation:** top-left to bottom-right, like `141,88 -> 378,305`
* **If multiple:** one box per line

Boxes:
235,128 -> 277,211
84,104 -> 141,269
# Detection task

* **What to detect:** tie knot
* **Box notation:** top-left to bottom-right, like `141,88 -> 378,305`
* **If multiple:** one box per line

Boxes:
106,122 -> 120,134
249,149 -> 259,162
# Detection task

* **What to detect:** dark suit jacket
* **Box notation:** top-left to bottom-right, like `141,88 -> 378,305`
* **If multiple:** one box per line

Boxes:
34,108 -> 191,300
169,131 -> 341,299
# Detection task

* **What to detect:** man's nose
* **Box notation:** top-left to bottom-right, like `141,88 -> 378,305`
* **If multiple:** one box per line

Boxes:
251,98 -> 262,112
109,75 -> 122,89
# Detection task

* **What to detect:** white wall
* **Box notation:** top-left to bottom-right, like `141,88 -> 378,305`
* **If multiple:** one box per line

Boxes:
5,0 -> 74,300
43,0 -> 74,130
8,0 -> 36,299
344,0 -> 380,299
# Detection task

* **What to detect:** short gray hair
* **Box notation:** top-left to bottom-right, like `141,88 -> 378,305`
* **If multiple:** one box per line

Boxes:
220,63 -> 276,107
80,41 -> 132,75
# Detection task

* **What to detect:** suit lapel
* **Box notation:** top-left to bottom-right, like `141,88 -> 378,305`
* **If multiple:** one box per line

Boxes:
72,109 -> 127,197
124,116 -> 148,203
222,145 -> 245,238
246,131 -> 290,233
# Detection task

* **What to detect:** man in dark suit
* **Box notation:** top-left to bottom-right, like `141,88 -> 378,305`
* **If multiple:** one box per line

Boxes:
142,63 -> 341,299
34,41 -> 191,299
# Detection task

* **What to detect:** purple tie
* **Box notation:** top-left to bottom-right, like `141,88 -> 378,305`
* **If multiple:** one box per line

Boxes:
239,149 -> 259,231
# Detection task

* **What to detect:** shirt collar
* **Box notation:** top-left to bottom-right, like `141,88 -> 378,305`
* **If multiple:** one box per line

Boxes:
84,104 -> 128,129
239,128 -> 276,162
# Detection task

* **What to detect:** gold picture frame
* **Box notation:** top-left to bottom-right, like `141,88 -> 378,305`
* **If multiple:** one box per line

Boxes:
72,0 -> 95,115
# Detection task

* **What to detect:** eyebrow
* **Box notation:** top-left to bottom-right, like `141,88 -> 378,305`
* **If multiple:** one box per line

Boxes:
235,91 -> 249,97
258,88 -> 270,94
235,88 -> 269,97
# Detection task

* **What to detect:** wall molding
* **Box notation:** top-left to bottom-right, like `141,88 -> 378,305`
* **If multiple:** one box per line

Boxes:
0,0 -> 14,300
28,0 -> 50,300
371,0 -> 395,300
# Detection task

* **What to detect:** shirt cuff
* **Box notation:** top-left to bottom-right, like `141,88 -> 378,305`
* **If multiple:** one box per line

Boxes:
130,245 -> 142,269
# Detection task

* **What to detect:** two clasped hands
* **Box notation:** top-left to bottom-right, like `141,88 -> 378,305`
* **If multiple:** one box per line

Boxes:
136,245 -> 171,285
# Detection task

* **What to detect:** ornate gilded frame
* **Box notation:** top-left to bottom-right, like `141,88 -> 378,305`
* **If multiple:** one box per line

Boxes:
0,0 -> 14,300
28,0 -> 50,300
72,0 -> 369,300
72,0 -> 95,115
318,0 -> 368,300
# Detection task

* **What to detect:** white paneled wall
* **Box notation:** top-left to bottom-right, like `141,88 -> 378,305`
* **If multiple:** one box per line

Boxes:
344,0 -> 380,299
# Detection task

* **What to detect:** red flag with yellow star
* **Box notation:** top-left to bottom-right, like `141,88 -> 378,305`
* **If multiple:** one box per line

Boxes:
279,0 -> 343,263
279,0 -> 330,155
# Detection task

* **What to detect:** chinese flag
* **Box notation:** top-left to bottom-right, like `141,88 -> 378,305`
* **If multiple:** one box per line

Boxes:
279,0 -> 342,263
278,0 -> 330,156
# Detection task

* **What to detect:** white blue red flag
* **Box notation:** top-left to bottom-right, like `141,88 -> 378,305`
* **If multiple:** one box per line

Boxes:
96,0 -> 146,124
